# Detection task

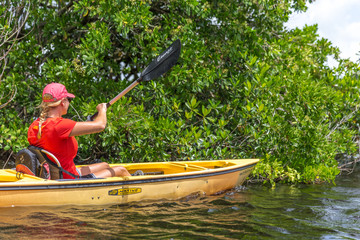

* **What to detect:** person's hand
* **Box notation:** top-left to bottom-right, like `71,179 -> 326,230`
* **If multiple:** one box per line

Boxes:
86,103 -> 108,121
96,103 -> 107,113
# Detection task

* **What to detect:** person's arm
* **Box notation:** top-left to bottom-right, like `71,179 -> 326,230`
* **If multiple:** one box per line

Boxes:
69,103 -> 107,137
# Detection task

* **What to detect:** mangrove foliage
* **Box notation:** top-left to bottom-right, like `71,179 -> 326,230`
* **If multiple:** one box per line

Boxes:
1,0 -> 360,184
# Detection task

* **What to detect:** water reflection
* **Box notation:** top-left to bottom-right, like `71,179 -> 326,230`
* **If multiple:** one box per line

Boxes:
1,172 -> 360,239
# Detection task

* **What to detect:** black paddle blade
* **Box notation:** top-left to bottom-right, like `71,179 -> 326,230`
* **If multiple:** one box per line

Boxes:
140,39 -> 181,82
88,40 -> 181,121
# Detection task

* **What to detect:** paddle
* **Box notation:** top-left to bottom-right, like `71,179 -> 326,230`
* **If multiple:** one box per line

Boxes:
88,39 -> 181,121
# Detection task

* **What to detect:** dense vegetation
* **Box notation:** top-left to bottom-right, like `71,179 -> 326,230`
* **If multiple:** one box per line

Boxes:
1,0 -> 360,185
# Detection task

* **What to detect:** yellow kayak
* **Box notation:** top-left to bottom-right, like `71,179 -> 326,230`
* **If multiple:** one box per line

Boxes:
0,159 -> 259,207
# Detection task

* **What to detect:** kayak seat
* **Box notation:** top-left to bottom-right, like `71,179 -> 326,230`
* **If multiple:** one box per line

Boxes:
15,146 -> 78,180
131,170 -> 145,176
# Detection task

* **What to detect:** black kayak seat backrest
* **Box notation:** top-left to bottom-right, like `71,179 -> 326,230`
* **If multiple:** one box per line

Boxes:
28,145 -> 62,167
26,146 -> 78,180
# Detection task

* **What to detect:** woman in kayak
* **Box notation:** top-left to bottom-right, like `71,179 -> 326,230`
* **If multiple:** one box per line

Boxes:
28,82 -> 131,179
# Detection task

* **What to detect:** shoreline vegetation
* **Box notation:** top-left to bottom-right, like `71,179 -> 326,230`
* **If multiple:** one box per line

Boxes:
1,1 -> 360,185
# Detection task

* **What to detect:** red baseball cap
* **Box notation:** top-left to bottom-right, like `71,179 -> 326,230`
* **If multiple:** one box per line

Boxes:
42,83 -> 75,102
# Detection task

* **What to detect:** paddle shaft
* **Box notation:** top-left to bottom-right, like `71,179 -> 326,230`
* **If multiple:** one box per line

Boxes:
108,78 -> 141,106
89,77 -> 141,121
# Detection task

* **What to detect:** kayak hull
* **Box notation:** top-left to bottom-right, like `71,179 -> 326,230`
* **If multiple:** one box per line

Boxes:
0,159 -> 258,207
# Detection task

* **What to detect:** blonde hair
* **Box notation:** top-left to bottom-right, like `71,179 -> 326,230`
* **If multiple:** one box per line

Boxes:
37,100 -> 62,139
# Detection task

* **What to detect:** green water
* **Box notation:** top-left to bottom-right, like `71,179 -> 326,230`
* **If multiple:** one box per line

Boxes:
1,170 -> 359,239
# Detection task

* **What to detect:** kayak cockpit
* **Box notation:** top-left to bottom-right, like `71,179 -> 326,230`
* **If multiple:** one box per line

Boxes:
118,160 -> 235,175
0,160 -> 239,183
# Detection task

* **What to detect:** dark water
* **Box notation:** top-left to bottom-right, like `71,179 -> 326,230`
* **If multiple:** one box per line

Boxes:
1,171 -> 360,240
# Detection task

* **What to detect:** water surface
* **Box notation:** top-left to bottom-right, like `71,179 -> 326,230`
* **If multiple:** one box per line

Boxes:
1,170 -> 360,239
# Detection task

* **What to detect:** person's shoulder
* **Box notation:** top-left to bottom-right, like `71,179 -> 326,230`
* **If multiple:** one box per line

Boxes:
28,118 -> 39,133
51,117 -> 75,123
53,117 -> 77,128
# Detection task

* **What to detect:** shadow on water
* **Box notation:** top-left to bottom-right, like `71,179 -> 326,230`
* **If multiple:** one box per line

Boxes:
1,171 -> 360,239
